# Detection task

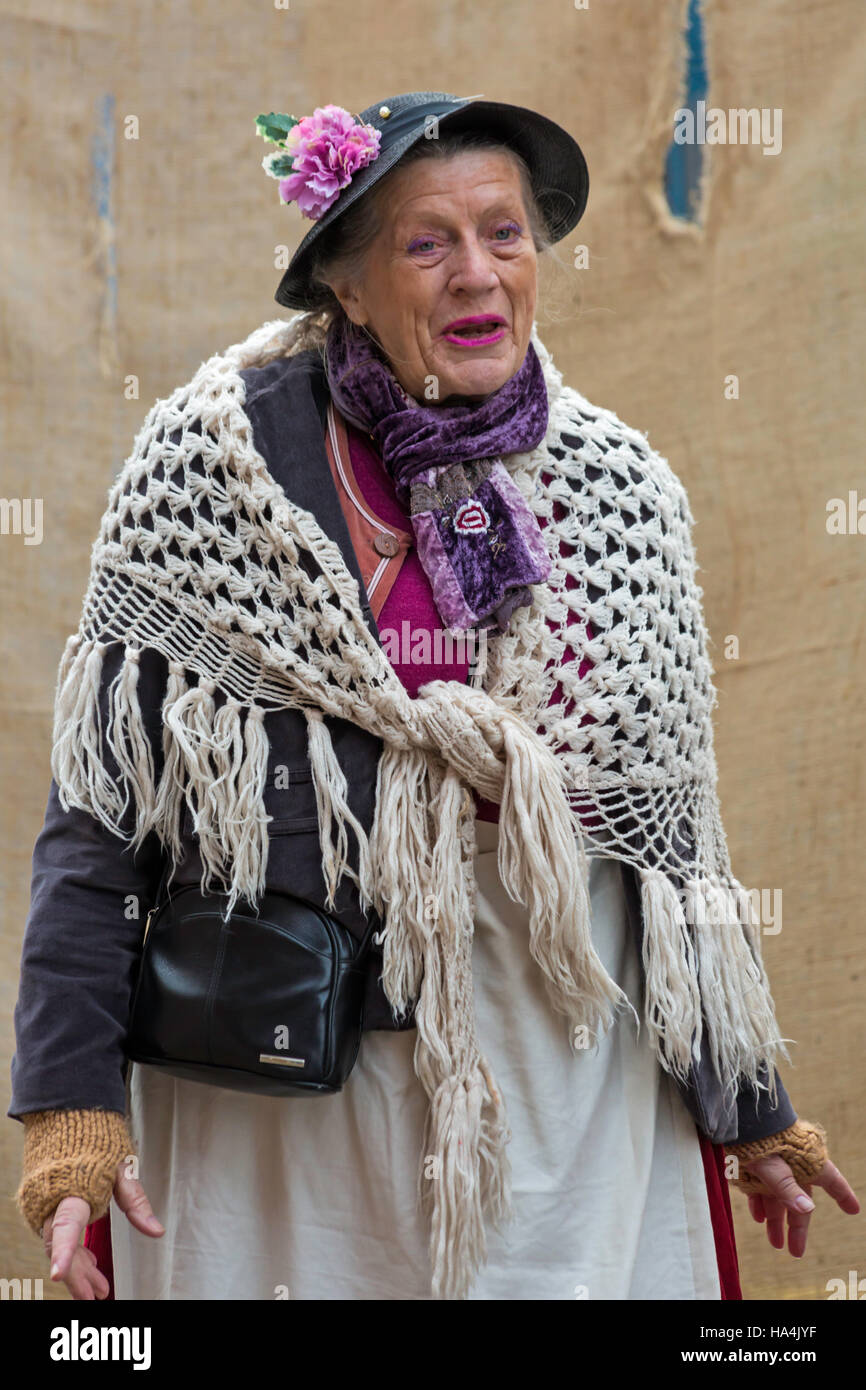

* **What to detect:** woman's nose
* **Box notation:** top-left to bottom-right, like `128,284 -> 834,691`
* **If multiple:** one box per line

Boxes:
446,237 -> 501,291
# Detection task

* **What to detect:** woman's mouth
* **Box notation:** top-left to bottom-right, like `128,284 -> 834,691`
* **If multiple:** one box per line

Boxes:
441,317 -> 508,347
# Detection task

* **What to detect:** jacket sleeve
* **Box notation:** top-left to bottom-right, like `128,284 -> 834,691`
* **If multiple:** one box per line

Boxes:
732,1064 -> 797,1144
8,640 -> 170,1121
672,1015 -> 798,1144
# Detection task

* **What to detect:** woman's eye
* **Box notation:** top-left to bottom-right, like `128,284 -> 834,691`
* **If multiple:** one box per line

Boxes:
408,224 -> 522,254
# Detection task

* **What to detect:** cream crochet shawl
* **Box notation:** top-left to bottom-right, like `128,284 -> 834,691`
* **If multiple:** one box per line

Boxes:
51,312 -> 789,1298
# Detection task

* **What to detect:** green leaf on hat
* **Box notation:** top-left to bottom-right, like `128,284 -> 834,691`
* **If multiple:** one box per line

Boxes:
262,151 -> 296,179
255,112 -> 300,146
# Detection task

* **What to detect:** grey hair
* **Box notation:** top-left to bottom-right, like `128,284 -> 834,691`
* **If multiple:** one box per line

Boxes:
303,130 -> 561,322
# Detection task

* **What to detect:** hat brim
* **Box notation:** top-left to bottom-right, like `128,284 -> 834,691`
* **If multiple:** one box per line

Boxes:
273,93 -> 589,311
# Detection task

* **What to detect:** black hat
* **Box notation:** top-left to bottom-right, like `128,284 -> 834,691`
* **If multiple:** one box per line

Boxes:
273,90 -> 589,311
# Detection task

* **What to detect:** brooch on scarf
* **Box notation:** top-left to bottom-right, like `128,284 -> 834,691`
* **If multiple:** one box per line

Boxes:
442,497 -> 506,557
453,499 -> 491,535
432,464 -> 509,558
256,106 -> 381,221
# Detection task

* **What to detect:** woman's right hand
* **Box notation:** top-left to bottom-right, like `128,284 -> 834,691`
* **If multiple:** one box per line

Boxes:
42,1165 -> 164,1300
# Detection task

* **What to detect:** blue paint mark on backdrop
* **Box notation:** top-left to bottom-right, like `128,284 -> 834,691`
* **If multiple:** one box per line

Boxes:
90,93 -> 118,348
664,0 -> 708,222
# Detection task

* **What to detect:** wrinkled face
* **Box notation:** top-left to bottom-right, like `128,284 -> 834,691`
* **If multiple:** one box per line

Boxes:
329,149 -> 538,404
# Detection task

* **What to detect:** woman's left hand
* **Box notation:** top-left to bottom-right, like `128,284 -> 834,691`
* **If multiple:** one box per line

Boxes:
742,1154 -> 860,1256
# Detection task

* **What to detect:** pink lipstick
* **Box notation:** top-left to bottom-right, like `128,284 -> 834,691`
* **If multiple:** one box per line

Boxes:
441,315 -> 507,347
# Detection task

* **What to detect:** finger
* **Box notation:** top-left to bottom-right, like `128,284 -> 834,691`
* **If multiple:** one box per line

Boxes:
761,1194 -> 787,1250
44,1197 -> 92,1281
743,1154 -> 815,1215
113,1171 -> 165,1237
748,1193 -> 766,1223
812,1160 -> 861,1215
65,1247 -> 110,1302
786,1198 -> 812,1259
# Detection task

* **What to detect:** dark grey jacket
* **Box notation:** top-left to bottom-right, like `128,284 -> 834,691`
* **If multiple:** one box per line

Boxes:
9,348 -> 796,1146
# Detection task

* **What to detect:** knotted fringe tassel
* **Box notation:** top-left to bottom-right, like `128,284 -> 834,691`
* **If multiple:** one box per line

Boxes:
496,713 -> 631,1041
370,747 -> 512,1300
416,762 -> 512,1301
727,873 -> 790,1106
303,707 -> 373,914
151,661 -> 190,870
638,866 -> 703,1082
368,743 -> 435,1012
164,678 -> 270,914
210,697 -> 271,912
164,678 -> 220,888
437,766 -> 512,1222
104,645 -> 158,850
51,635 -> 127,829
686,874 -> 792,1105
421,1066 -> 512,1302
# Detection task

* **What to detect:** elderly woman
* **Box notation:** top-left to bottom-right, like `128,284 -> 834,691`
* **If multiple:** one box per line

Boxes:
10,90 -> 857,1302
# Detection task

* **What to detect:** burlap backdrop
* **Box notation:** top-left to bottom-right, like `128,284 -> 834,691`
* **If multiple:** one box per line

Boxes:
1,0 -> 862,1300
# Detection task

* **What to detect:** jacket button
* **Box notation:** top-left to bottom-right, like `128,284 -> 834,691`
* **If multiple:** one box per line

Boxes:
373,531 -> 400,557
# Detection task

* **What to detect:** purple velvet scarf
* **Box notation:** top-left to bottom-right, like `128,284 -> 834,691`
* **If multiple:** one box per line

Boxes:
322,312 -> 553,633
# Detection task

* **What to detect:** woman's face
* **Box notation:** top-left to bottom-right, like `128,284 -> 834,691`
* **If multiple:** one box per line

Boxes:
330,149 -> 538,404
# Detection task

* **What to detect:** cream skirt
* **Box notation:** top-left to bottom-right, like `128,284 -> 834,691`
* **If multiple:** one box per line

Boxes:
111,820 -> 722,1300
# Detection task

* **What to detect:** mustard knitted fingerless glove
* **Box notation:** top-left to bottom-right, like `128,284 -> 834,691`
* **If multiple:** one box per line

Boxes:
15,1108 -> 136,1237
727,1118 -> 829,1195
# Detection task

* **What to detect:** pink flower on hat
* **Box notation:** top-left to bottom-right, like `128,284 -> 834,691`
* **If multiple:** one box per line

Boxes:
257,104 -> 381,221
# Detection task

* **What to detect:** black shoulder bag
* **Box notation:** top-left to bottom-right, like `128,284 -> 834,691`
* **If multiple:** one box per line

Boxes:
126,863 -> 379,1097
